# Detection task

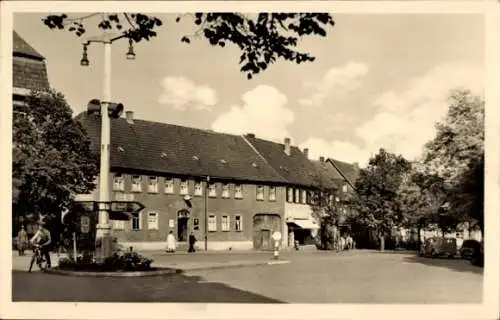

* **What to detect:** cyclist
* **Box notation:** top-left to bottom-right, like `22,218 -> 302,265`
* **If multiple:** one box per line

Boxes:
30,220 -> 52,268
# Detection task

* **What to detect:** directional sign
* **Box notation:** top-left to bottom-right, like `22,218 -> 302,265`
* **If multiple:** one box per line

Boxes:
110,201 -> 145,214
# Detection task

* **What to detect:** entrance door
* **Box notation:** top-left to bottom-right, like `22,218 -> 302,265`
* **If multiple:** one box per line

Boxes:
261,229 -> 271,251
177,217 -> 188,242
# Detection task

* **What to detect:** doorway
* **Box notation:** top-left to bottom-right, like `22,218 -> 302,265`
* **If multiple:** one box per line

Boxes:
177,210 -> 190,242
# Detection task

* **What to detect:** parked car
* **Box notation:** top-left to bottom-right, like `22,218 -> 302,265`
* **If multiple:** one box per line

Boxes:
459,239 -> 481,260
470,240 -> 484,267
420,237 -> 457,258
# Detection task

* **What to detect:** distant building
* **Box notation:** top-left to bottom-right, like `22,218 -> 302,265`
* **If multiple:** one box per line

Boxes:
12,31 -> 50,106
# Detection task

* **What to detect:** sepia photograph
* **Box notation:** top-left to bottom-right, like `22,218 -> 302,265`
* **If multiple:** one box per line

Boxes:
1,1 -> 499,319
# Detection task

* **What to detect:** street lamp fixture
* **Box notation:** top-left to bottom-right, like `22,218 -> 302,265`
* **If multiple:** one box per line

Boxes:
126,39 -> 136,60
80,44 -> 89,66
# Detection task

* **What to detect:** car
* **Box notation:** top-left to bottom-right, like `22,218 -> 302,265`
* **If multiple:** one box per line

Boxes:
459,239 -> 481,260
420,237 -> 457,258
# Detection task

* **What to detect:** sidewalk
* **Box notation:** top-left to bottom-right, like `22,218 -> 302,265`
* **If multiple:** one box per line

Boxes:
12,250 -> 290,272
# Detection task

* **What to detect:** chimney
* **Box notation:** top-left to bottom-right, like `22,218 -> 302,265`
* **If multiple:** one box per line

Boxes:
247,133 -> 255,138
319,156 -> 325,163
284,137 -> 291,156
303,148 -> 309,159
125,111 -> 134,124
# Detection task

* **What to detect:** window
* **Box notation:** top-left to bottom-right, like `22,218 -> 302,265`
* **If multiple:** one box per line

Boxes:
308,191 -> 315,204
208,215 -> 217,232
269,186 -> 276,201
148,176 -> 158,193
221,215 -> 230,231
113,173 -> 125,191
194,181 -> 203,196
112,220 -> 125,230
256,185 -> 264,201
335,196 -> 340,203
286,187 -> 293,202
131,175 -> 142,192
328,194 -> 334,205
221,183 -> 230,198
234,184 -> 243,199
234,215 -> 243,231
180,179 -> 188,195
301,190 -> 307,204
132,214 -> 141,231
164,178 -> 174,194
147,211 -> 159,230
342,184 -> 348,193
294,188 -> 300,203
193,218 -> 200,230
208,183 -> 217,197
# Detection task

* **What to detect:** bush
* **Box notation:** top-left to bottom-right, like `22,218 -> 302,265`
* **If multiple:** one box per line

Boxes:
57,248 -> 154,272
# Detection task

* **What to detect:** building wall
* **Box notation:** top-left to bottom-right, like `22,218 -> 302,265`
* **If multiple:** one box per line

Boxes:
80,172 -> 286,249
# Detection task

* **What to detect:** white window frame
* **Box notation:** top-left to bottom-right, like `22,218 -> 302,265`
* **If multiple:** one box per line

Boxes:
256,185 -> 264,201
208,215 -> 217,232
342,184 -> 348,193
148,176 -> 158,193
221,215 -> 230,231
131,175 -> 142,192
147,211 -> 159,230
112,220 -> 125,230
180,179 -> 189,195
287,187 -> 293,203
194,181 -> 203,196
269,186 -> 276,202
164,178 -> 174,194
113,173 -> 125,191
132,213 -> 141,231
301,189 -> 307,204
234,215 -> 243,232
221,183 -> 230,198
294,188 -> 300,203
208,183 -> 217,198
234,184 -> 243,199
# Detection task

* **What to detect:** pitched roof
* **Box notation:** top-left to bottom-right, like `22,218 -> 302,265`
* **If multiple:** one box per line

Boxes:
243,135 -> 318,187
13,31 -> 45,60
77,113 -> 287,184
12,31 -> 50,91
327,158 -> 360,187
311,160 -> 343,190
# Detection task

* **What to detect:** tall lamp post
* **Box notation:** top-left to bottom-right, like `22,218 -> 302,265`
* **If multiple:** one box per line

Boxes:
204,176 -> 210,251
80,33 -> 136,261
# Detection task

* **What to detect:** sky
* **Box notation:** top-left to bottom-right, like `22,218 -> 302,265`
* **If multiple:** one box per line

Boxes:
13,13 -> 484,166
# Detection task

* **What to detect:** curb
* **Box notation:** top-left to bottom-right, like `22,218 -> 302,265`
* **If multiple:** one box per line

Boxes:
173,259 -> 291,271
43,267 -> 182,277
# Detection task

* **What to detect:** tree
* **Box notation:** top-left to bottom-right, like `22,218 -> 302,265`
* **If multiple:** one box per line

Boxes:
42,13 -> 335,79
12,90 -> 98,236
423,89 -> 484,234
351,149 -> 411,251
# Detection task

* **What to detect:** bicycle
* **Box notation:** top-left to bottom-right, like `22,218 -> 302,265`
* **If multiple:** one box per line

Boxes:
28,245 -> 48,272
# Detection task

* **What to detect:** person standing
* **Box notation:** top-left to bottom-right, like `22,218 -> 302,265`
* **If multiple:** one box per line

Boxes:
17,225 -> 28,256
166,230 -> 177,253
188,231 -> 196,253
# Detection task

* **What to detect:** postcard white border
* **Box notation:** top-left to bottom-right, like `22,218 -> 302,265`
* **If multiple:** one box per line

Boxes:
1,1 -> 499,320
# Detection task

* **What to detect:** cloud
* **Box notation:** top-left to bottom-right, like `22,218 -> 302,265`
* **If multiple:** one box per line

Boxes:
158,76 -> 217,111
299,61 -> 369,107
301,62 -> 484,166
299,137 -> 371,166
212,85 -> 294,142
357,62 -> 484,161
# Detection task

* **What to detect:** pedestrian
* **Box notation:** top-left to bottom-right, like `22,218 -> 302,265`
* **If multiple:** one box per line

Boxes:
17,225 -> 28,256
188,231 -> 196,253
166,230 -> 177,253
30,220 -> 52,268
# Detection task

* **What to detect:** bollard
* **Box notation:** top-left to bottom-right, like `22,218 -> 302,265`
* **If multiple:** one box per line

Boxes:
273,241 -> 279,260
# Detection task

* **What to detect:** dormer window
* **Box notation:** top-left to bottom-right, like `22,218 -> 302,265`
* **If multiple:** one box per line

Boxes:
252,162 -> 258,168
192,155 -> 199,161
220,159 -> 227,164
117,146 -> 125,152
342,184 -> 348,193
160,152 -> 168,158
